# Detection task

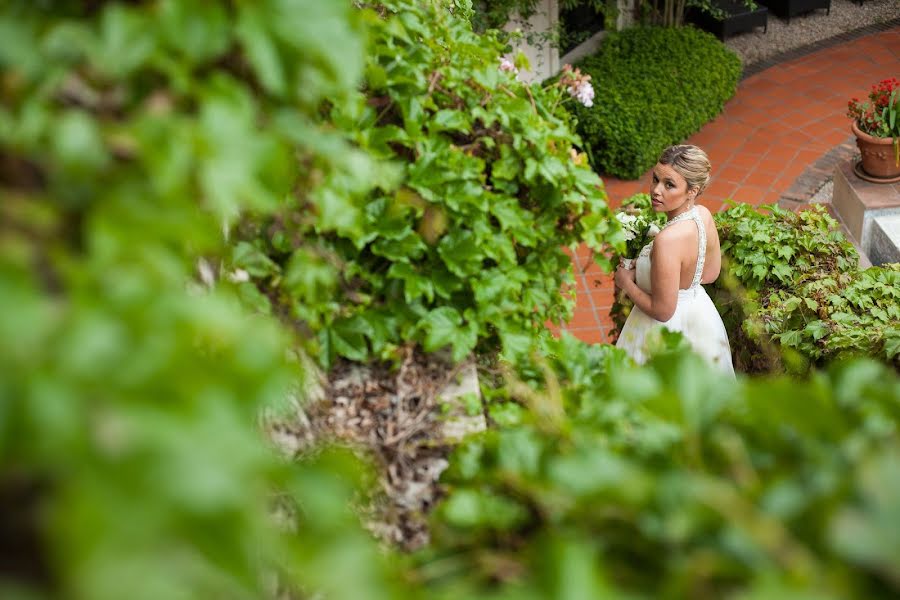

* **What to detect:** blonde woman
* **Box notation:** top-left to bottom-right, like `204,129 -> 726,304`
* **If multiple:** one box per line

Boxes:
614,145 -> 734,375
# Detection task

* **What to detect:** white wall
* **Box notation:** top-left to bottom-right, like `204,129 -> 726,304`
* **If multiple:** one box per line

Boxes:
504,0 -> 559,83
506,0 -> 637,83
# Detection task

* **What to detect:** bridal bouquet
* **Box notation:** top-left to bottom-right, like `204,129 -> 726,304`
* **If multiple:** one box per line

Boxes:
615,210 -> 662,269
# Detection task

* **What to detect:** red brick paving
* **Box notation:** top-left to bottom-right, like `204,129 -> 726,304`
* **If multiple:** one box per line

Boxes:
557,26 -> 900,344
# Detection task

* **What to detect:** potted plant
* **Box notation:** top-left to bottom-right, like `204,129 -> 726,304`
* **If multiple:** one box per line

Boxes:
847,77 -> 900,181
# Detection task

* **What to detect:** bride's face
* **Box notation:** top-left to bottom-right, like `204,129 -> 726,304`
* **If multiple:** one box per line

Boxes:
650,163 -> 694,213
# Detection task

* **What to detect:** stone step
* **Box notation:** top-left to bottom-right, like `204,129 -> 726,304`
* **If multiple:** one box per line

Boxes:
870,214 -> 900,265
831,160 -> 900,267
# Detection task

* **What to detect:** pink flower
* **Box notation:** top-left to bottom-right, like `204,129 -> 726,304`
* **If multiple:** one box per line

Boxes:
559,64 -> 595,108
570,80 -> 594,107
499,58 -> 518,75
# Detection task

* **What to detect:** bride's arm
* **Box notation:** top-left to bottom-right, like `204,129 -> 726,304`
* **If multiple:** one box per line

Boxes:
614,234 -> 681,322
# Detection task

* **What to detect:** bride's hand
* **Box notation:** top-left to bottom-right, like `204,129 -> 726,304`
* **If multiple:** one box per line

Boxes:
614,264 -> 635,289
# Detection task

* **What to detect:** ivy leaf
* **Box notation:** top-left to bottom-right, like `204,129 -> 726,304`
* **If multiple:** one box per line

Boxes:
358,309 -> 397,356
751,264 -> 768,281
419,306 -> 462,354
371,228 -> 427,261
400,95 -> 425,137
159,0 -> 230,63
777,244 -> 795,259
782,297 -> 802,313
453,315 -> 479,363
387,262 -> 435,303
430,109 -> 470,133
365,125 -> 410,159
93,4 -> 156,77
491,147 -> 520,181
418,306 -> 477,362
439,488 -> 528,529
330,314 -> 372,362
772,262 -> 793,282
483,233 -> 516,264
805,320 -> 829,341
778,330 -> 802,347
232,242 -> 279,278
489,196 -> 530,231
432,265 -> 464,299
283,248 -> 337,301
884,329 -> 900,358
437,229 -> 483,276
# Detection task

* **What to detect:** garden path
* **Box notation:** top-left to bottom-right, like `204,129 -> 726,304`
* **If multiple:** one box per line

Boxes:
560,24 -> 900,343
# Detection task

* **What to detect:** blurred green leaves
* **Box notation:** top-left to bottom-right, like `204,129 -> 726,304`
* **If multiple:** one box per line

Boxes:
0,1 -> 394,598
427,334 -> 900,599
3,2 -> 898,600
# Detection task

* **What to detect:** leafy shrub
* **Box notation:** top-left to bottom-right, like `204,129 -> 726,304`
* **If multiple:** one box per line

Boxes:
760,265 -> 900,366
426,334 -> 900,599
712,203 -> 899,372
568,26 -> 741,179
0,1 -> 401,598
230,0 -> 619,368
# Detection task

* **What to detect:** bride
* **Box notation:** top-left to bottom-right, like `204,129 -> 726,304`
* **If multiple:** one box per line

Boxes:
614,145 -> 734,375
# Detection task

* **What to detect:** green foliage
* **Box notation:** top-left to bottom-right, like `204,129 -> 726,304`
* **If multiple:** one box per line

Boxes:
642,0 -> 758,26
471,0 -> 543,30
711,203 -> 899,372
424,333 -> 900,599
0,1 -> 404,598
472,0 -> 615,40
715,204 -> 858,292
232,0 -> 619,368
757,262 -> 900,367
569,26 -> 741,179
5,2 -> 899,600
686,0 -> 759,22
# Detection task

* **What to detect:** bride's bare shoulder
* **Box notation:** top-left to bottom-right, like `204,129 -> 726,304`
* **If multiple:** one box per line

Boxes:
696,204 -> 715,221
652,221 -> 692,249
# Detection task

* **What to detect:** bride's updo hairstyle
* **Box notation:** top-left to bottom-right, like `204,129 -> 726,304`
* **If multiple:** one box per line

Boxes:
658,145 -> 711,197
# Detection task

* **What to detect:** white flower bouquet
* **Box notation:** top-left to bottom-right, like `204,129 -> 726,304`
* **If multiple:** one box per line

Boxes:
615,210 -> 661,269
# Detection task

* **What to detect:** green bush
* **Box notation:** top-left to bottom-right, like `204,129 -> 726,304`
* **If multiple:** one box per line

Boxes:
230,0 -> 620,369
713,204 -> 900,372
0,1 -> 402,598
568,26 -> 741,179
425,334 -> 900,599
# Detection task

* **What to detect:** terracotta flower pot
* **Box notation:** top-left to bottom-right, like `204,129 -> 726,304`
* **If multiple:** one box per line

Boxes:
852,121 -> 900,179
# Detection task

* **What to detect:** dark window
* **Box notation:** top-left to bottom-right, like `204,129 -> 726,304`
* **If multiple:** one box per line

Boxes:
559,3 -> 606,54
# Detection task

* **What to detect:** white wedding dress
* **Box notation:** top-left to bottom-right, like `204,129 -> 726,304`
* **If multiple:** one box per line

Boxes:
616,207 -> 734,375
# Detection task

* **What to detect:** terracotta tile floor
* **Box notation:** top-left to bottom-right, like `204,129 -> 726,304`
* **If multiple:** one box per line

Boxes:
558,26 -> 900,344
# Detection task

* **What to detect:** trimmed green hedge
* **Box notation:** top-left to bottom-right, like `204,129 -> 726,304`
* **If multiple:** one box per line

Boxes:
568,26 -> 742,179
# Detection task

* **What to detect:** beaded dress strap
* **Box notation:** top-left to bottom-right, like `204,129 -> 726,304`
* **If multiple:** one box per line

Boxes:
663,207 -> 705,289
